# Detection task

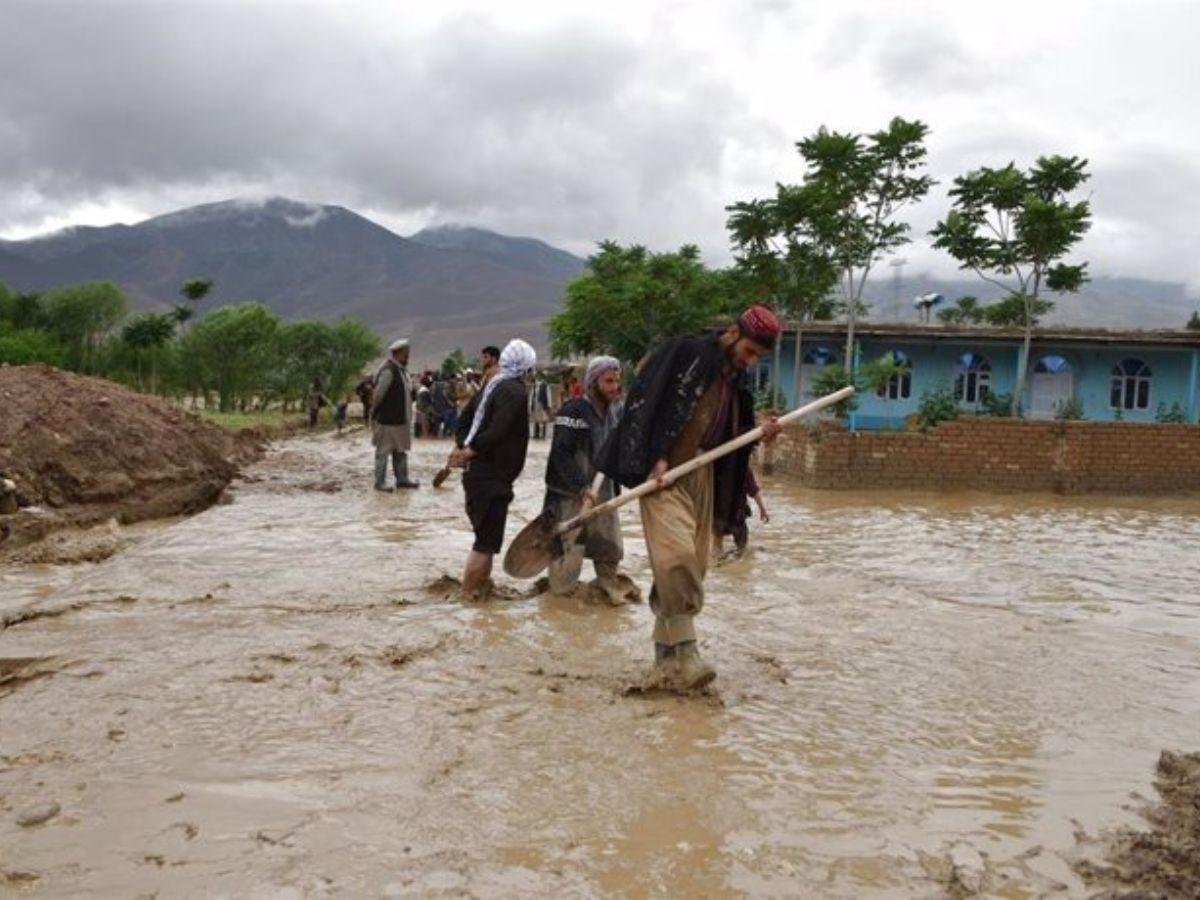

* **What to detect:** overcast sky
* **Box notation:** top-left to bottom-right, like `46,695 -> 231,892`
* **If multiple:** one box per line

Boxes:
2,0 -> 1198,289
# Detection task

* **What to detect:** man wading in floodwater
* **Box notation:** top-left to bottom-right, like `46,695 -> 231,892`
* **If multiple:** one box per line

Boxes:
449,339 -> 536,596
371,338 -> 419,491
542,355 -> 638,603
599,306 -> 782,691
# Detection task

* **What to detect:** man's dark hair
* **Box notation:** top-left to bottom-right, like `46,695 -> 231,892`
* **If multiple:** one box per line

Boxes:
482,346 -> 501,360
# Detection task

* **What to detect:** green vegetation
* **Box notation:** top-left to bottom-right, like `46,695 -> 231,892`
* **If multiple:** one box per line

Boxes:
548,242 -> 740,364
916,386 -> 959,429
931,155 -> 1092,415
1187,311 -> 1200,331
1156,401 -> 1187,423
0,277 -> 382,413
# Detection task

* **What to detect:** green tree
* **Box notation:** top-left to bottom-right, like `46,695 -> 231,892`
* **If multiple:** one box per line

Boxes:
42,281 -> 129,373
176,277 -> 214,330
441,347 -> 468,378
121,312 -> 177,389
726,191 -> 839,408
748,118 -> 933,375
549,242 -> 732,364
936,295 -> 985,325
183,303 -> 280,411
1186,311 -> 1200,331
325,319 -> 381,397
931,155 -> 1091,414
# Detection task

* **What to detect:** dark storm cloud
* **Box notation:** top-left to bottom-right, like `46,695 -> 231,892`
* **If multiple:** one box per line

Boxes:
0,2 -> 761,252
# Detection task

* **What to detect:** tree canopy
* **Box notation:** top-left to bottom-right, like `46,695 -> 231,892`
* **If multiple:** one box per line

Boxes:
548,241 -> 739,364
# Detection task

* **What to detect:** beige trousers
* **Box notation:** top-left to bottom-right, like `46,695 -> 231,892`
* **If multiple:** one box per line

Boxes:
639,466 -> 713,646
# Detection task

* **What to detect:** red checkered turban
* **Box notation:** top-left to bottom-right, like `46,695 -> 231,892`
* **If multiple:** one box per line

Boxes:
737,305 -> 782,347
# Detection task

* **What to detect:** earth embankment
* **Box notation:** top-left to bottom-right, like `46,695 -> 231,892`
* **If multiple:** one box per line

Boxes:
0,365 -> 262,550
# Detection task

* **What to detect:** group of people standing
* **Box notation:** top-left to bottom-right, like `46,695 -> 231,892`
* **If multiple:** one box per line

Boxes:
364,304 -> 783,692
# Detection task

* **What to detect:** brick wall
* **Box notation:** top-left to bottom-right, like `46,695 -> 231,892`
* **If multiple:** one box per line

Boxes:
767,417 -> 1200,494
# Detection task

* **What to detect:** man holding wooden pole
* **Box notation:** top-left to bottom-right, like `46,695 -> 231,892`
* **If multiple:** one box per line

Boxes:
598,306 -> 784,691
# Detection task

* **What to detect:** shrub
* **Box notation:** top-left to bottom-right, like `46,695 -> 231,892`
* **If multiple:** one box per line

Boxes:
1155,401 -> 1187,423
917,386 -> 959,429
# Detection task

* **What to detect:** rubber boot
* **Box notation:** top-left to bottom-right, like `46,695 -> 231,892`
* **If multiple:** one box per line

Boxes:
673,641 -> 716,690
374,451 -> 394,492
394,451 -> 419,489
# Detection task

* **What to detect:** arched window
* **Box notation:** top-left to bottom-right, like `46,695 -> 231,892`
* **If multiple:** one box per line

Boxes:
954,352 -> 991,404
1035,355 -> 1072,374
1110,358 -> 1152,410
875,350 -> 913,401
802,346 -> 838,366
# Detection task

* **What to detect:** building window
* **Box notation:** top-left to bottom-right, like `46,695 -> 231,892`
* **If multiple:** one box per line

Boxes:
1035,354 -> 1072,374
1110,358 -> 1152,410
875,350 -> 913,401
802,346 -> 839,366
954,352 -> 991,404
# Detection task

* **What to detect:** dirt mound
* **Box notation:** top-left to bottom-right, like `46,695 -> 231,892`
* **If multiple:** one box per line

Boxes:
0,365 -> 261,548
1075,749 -> 1200,898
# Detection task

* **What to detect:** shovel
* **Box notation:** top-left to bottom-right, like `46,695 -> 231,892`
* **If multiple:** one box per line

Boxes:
502,385 -> 854,578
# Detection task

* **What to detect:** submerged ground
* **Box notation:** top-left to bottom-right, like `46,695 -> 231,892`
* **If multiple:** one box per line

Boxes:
2,432 -> 1198,896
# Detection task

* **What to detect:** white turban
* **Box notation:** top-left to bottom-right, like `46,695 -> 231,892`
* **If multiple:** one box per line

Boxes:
388,338 -> 409,352
584,355 -> 620,391
498,339 -> 537,377
464,338 -> 537,447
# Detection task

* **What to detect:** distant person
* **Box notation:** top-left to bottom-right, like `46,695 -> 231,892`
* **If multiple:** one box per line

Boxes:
714,459 -> 769,560
307,377 -> 330,430
355,375 -> 374,424
432,377 -> 455,437
416,376 -> 436,438
529,374 -> 552,440
480,345 -> 501,384
371,338 -> 419,491
334,395 -> 350,434
448,339 -> 536,596
568,373 -> 584,400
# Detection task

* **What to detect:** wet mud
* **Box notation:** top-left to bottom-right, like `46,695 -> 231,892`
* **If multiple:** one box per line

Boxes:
1,433 -> 1198,895
1073,750 -> 1200,898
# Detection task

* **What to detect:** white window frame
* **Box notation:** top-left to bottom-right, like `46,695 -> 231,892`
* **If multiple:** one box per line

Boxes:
1110,358 -> 1152,411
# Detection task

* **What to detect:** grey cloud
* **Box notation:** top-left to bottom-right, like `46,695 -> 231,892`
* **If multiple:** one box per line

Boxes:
0,1 -> 765,258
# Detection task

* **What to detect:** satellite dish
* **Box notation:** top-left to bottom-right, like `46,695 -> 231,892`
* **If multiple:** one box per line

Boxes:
912,292 -> 945,309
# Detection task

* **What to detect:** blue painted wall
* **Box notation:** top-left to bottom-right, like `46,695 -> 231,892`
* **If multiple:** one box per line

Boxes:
754,334 -> 1200,428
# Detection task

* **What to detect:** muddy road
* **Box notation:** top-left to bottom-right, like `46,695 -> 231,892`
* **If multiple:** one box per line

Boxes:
2,433 -> 1199,896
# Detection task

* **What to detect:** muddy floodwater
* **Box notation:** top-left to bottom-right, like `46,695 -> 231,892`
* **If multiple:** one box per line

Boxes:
2,432 -> 1199,897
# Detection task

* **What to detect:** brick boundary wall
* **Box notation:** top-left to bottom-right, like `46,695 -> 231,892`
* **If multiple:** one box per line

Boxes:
766,417 -> 1200,494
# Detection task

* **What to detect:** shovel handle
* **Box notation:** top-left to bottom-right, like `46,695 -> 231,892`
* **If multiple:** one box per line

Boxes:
553,385 -> 854,536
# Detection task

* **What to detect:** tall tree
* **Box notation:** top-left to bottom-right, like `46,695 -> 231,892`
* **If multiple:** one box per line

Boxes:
183,303 -> 279,411
758,118 -> 934,374
121,312 -> 177,390
931,155 -> 1091,414
548,241 -> 734,364
1186,311 -> 1200,331
727,191 -> 839,407
42,281 -> 129,373
177,277 -> 214,329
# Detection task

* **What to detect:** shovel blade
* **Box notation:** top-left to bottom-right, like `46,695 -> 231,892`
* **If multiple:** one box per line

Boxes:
503,510 -> 563,578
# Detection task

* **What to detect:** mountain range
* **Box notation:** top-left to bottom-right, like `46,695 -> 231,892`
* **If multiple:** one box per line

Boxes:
0,198 -> 586,364
1,197 -> 1196,364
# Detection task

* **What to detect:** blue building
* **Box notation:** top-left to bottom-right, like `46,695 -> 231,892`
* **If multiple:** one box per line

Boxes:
751,323 -> 1200,428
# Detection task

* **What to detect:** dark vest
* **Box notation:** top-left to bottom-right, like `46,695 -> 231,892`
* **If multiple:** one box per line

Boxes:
374,360 -> 409,426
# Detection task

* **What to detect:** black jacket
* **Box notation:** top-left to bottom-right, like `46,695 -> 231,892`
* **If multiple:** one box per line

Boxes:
545,396 -> 620,501
462,378 -> 530,485
598,332 -> 756,489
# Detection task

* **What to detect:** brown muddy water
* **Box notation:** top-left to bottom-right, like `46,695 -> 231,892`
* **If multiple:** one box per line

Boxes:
2,433 -> 1198,897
